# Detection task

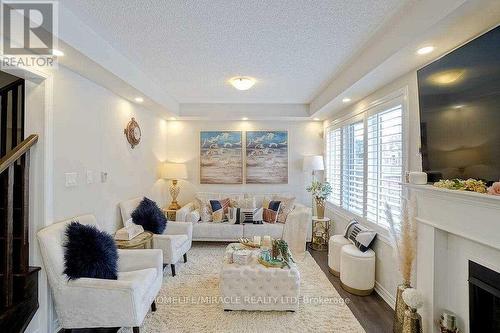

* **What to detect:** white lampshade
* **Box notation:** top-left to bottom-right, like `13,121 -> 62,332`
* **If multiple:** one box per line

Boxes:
161,162 -> 188,180
302,155 -> 324,172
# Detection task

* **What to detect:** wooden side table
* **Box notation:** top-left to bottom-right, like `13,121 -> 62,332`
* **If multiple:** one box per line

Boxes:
115,231 -> 153,249
163,209 -> 177,221
310,216 -> 331,251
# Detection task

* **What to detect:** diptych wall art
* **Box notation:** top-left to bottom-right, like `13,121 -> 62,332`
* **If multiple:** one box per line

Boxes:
246,131 -> 288,184
200,131 -> 243,184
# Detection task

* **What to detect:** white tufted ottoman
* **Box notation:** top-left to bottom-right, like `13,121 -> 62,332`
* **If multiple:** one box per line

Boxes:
220,243 -> 300,311
340,244 -> 375,296
328,235 -> 351,277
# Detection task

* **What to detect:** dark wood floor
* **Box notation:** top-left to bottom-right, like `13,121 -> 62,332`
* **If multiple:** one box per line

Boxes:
308,246 -> 394,333
61,244 -> 394,333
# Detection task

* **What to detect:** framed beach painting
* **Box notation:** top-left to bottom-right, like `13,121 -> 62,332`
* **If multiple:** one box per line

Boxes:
200,131 -> 243,184
246,131 -> 288,184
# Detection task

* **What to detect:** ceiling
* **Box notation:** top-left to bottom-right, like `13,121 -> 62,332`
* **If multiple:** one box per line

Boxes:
62,0 -> 407,104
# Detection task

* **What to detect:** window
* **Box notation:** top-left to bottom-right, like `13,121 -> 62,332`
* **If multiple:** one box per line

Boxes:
342,121 -> 364,215
325,96 -> 405,228
325,128 -> 341,205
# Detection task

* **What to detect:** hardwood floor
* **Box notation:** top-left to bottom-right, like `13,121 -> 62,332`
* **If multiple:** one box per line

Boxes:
308,246 -> 394,333
60,244 -> 394,333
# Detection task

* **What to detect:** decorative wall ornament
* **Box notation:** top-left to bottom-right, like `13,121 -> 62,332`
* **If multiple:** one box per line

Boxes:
200,131 -> 242,184
124,117 -> 141,148
245,131 -> 288,184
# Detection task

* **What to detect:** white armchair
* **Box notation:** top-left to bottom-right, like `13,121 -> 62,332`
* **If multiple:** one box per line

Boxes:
119,197 -> 193,276
36,214 -> 162,333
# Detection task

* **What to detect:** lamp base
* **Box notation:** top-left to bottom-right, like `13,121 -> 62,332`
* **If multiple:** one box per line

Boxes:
167,201 -> 181,210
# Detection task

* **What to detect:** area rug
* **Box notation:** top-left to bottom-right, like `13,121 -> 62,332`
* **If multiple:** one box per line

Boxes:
121,243 -> 365,333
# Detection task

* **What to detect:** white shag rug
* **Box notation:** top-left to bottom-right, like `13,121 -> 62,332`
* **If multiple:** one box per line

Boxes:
120,243 -> 365,333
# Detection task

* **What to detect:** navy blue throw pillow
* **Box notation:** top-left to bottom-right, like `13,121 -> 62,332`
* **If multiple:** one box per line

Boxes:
131,197 -> 167,234
63,221 -> 118,280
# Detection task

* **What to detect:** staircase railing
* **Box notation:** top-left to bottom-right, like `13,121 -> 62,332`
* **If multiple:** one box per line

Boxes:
0,134 -> 40,333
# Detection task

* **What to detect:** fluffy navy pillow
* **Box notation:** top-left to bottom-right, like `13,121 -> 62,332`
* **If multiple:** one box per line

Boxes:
131,197 -> 167,234
63,221 -> 118,280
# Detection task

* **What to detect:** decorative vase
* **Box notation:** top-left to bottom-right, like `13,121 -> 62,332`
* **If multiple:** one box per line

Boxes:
402,308 -> 423,333
394,281 -> 411,333
315,198 -> 325,218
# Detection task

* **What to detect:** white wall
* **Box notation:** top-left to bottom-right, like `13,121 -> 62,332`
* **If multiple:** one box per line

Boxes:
324,71 -> 421,307
164,120 -> 323,206
22,65 -> 169,333
52,67 -> 169,233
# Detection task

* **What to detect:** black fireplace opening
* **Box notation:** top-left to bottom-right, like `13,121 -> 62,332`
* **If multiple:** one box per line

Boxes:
469,261 -> 500,333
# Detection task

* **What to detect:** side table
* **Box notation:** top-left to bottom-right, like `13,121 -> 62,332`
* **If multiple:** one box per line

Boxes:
310,216 -> 331,251
115,231 -> 153,249
163,209 -> 177,221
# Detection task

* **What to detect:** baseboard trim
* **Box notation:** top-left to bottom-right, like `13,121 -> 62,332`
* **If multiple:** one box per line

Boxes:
374,281 -> 395,309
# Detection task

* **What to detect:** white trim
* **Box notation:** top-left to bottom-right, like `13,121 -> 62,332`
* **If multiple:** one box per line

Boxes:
374,281 -> 396,309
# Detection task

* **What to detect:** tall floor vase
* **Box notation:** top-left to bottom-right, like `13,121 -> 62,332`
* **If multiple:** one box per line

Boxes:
394,281 -> 411,333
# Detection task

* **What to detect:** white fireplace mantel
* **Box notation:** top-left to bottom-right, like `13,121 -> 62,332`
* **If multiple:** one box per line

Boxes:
407,184 -> 500,251
407,184 -> 500,333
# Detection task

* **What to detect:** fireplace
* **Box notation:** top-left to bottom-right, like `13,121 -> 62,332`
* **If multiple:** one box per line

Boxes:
469,261 -> 500,332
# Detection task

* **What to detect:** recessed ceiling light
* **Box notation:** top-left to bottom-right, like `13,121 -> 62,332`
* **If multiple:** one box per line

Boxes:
52,49 -> 64,56
134,97 -> 144,103
229,77 -> 256,90
417,46 -> 435,55
313,118 -> 320,121
170,117 -> 177,120
242,117 -> 248,121
342,97 -> 351,103
453,104 -> 465,109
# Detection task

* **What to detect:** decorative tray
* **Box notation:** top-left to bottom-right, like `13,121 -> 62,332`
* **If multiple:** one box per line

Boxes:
257,257 -> 288,269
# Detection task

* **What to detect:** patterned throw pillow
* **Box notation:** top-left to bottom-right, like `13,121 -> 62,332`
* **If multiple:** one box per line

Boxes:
194,197 -> 212,222
210,199 -> 229,222
344,220 -> 377,252
262,200 -> 281,223
273,196 -> 296,224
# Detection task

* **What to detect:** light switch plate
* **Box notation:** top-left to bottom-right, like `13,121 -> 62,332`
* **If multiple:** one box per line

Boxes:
65,172 -> 77,187
101,171 -> 108,183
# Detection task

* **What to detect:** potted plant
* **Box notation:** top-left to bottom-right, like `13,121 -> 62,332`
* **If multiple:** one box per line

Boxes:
306,180 -> 332,218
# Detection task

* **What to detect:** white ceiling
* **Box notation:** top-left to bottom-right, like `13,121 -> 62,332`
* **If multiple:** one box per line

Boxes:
62,0 -> 408,104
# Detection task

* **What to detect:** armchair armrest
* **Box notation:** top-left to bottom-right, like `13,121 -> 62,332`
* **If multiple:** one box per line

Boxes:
165,221 -> 193,239
175,203 -> 194,222
118,249 -> 163,275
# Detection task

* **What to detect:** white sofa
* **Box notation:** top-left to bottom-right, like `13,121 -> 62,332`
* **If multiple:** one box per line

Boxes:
176,192 -> 312,257
37,214 -> 163,332
119,197 -> 193,276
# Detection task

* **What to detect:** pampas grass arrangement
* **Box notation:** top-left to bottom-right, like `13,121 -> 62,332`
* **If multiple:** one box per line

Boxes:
385,199 -> 418,333
385,200 -> 417,283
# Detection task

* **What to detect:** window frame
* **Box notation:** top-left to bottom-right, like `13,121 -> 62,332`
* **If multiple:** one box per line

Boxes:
324,88 -> 409,236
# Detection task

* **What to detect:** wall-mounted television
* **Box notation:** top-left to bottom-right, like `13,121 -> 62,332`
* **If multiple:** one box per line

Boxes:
417,25 -> 500,184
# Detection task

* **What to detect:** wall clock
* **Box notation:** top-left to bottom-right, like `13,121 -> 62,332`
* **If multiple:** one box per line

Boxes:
124,117 -> 141,148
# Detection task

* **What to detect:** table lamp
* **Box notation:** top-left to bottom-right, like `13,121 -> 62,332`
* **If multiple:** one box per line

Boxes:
302,155 -> 324,181
161,162 -> 188,210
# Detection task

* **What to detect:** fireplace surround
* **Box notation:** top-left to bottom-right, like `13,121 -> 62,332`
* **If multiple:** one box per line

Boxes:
408,184 -> 500,333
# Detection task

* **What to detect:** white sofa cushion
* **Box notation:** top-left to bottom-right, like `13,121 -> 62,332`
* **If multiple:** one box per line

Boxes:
243,222 -> 284,239
193,222 -> 243,241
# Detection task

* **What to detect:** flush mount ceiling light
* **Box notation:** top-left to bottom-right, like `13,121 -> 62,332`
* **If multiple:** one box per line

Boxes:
229,77 -> 256,90
241,117 -> 248,120
134,97 -> 144,103
417,46 -> 435,55
52,49 -> 64,56
342,97 -> 351,103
